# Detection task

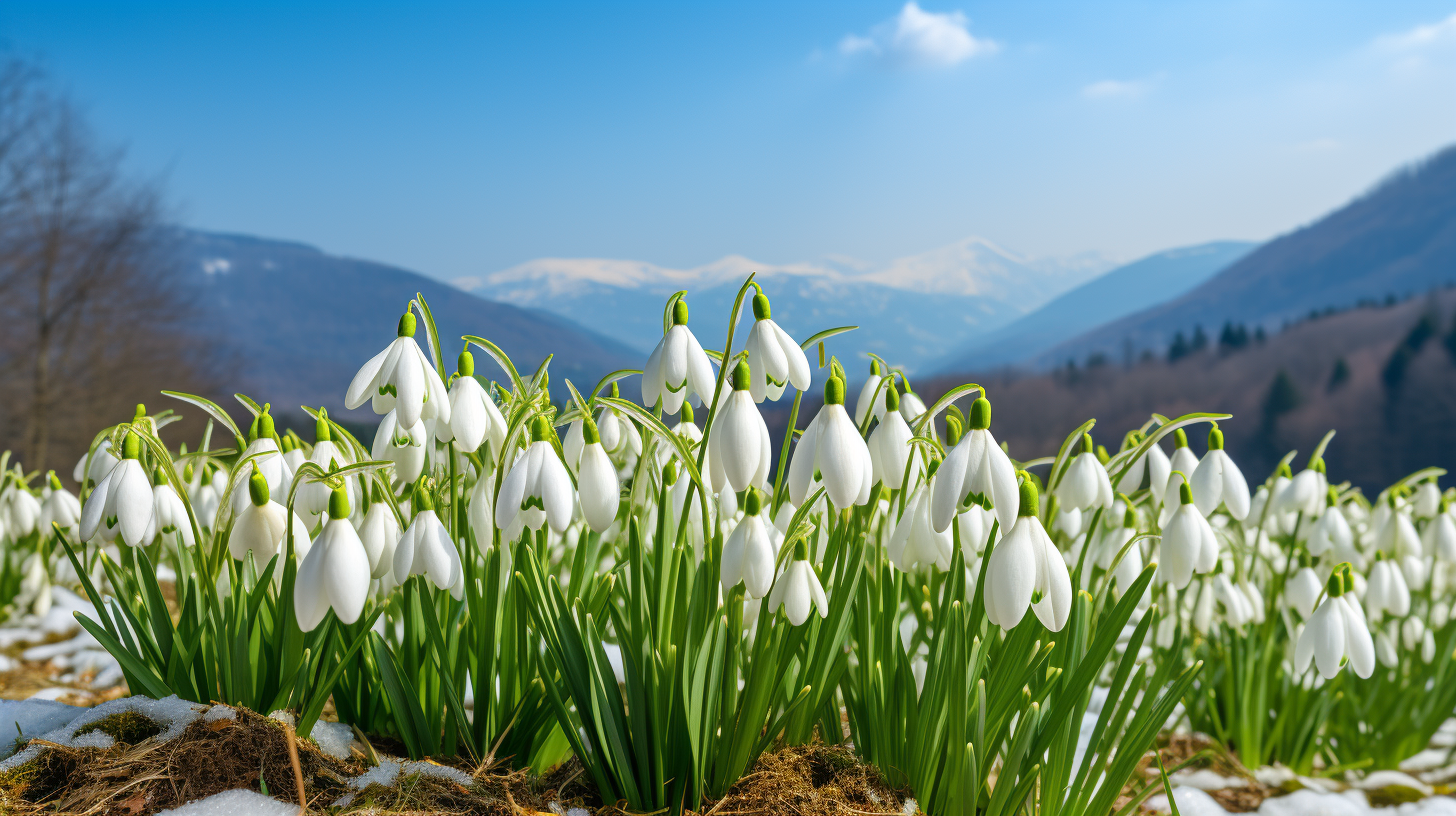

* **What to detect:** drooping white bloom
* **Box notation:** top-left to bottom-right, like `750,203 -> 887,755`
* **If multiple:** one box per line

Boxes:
1295,570 -> 1374,680
721,489 -> 776,598
1365,555 -> 1411,619
1375,499 -> 1422,558
151,470 -> 195,547
1096,507 -> 1145,600
1190,428 -> 1251,520
1273,461 -> 1326,519
930,397 -> 1019,533
1414,480 -> 1442,518
1286,563 -> 1324,618
358,488 -> 402,579
294,485 -> 372,631
1213,571 -> 1255,626
300,414 -> 358,522
392,485 -> 464,599
708,362 -> 772,495
641,299 -> 716,415
74,439 -> 119,489
1422,507 -> 1456,562
39,473 -> 81,537
867,385 -> 917,491
80,432 -> 155,548
1168,429 -> 1200,487
899,386 -> 929,426
345,309 -> 451,430
787,376 -> 873,509
766,539 -> 828,626
984,479 -> 1072,632
576,419 -> 622,533
1059,434 -> 1114,512
1116,433 -> 1172,499
436,350 -> 507,455
1160,480 -> 1219,589
496,417 -> 575,534
1307,500 -> 1353,557
956,503 -> 996,560
888,484 -> 953,573
744,292 -> 811,402
373,409 -> 429,485
228,411 -> 295,515
854,361 -> 889,427
228,471 -> 311,569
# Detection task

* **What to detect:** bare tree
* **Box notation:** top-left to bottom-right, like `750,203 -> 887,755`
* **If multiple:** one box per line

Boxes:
0,55 -> 211,480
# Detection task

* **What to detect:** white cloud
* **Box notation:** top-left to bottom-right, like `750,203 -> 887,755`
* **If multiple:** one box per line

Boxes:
1376,12 -> 1456,51
838,2 -> 996,68
1081,79 -> 1149,100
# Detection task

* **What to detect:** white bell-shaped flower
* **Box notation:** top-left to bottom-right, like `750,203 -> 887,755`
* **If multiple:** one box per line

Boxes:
868,385 -> 918,491
466,469 -> 495,550
373,409 -> 429,485
1160,480 -> 1219,589
1414,480 -> 1442,518
358,485 -> 402,579
1286,561 -> 1324,618
744,292 -> 811,402
930,399 -> 1019,534
1059,434 -> 1114,512
983,478 -> 1072,632
80,431 -> 155,547
1295,567 -> 1374,679
392,484 -> 463,599
888,482 -> 953,572
345,309 -> 451,430
1116,432 -> 1171,499
74,439 -> 119,489
853,361 -> 889,427
295,485 -> 372,631
1273,461 -> 1327,519
721,489 -> 776,598
1307,497 -> 1353,557
641,299 -> 716,415
1375,497 -> 1422,558
1212,569 -> 1255,626
437,350 -> 507,455
496,416 -> 575,534
1190,428 -> 1251,520
228,471 -> 311,569
301,414 -> 357,521
957,503 -> 996,560
709,362 -> 772,495
577,419 -> 621,533
228,409 -> 294,515
1365,554 -> 1411,619
899,385 -> 929,426
3,484 -> 40,538
787,376 -> 873,509
1422,503 -> 1456,562
766,538 -> 828,626
151,469 -> 195,547
1168,429 -> 1200,486
281,436 -> 307,476
39,473 -> 81,537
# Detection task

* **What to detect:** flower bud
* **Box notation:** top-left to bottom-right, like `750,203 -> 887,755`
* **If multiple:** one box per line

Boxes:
457,349 -> 475,377
1327,570 -> 1345,597
681,402 -> 694,424
530,415 -> 552,442
794,537 -> 809,560
732,360 -> 751,391
398,311 -> 417,337
824,375 -> 846,406
122,432 -> 141,460
1179,481 -> 1194,505
1018,478 -> 1040,517
673,299 -> 689,326
329,485 -> 351,520
663,460 -> 679,486
945,415 -> 963,446
1173,429 -> 1188,448
48,471 -> 62,491
315,413 -> 331,442
152,467 -> 167,486
968,397 -> 991,430
751,292 -> 771,320
884,381 -> 900,411
745,488 -> 762,516
1082,433 -> 1095,454
583,419 -> 600,445
134,404 -> 147,420
248,470 -> 270,507
1208,428 -> 1224,450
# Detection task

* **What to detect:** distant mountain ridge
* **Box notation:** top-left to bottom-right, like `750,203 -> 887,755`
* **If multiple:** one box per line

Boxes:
1039,144 -> 1456,367
174,229 -> 640,421
454,237 -> 1117,371
934,240 -> 1256,373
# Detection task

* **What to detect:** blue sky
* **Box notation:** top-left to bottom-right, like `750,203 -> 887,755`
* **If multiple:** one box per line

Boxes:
4,1 -> 1456,280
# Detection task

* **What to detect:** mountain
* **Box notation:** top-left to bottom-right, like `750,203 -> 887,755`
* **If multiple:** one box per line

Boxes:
453,237 -> 1116,373
933,241 -> 1255,372
1039,144 -> 1456,368
174,230 -> 640,424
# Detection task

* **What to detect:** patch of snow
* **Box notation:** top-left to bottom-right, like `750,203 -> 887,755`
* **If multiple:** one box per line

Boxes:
1145,786 -> 1228,815
1255,765 -> 1297,788
1174,768 -> 1248,791
0,698 -> 85,759
267,710 -> 295,727
1256,789 -> 1368,816
203,705 -> 237,723
1356,770 -> 1433,796
309,720 -> 355,760
27,687 -> 80,701
0,694 -> 205,771
157,788 -> 298,815
902,798 -> 919,815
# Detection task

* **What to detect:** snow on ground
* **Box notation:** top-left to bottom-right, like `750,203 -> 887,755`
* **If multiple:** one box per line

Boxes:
155,788 -> 301,816
0,694 -> 204,770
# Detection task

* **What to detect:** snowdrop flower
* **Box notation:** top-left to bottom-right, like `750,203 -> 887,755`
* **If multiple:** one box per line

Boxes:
709,362 -> 772,495
74,439 -> 119,490
1307,493 -> 1353,557
150,469 -> 194,547
1212,568 -> 1255,627
1116,431 -> 1172,499
1375,496 -> 1422,558
956,503 -> 997,559
345,309 -> 451,430
39,473 -> 80,537
721,489 -> 776,598
641,298 -> 716,415
3,484 -> 39,538
437,350 -> 507,456
787,375 -> 873,509
576,419 -> 621,533
496,416 -> 575,535
1168,429 -> 1200,489
300,413 -> 357,521
80,431 -> 155,548
229,471 -> 310,569
1375,623 -> 1400,668
1365,554 -> 1411,619
1097,507 -> 1145,600
229,408 -> 294,515
984,478 -> 1072,632
1414,480 -> 1442,518
888,482 -> 953,573
744,291 -> 810,402
867,384 -> 917,491
1422,501 -> 1456,562
1053,505 -> 1083,539
280,436 -> 307,476
393,483 -> 463,599
766,538 -> 828,626
373,409 -> 429,485
1295,566 -> 1374,680
295,485 -> 371,631
1190,428 -> 1251,520
358,485 -> 402,579
1273,459 -> 1326,519
1060,434 -> 1114,512
1160,480 -> 1219,589
898,384 -> 928,426
1287,559 -> 1324,618
931,397 -> 1018,534
854,361 -> 889,427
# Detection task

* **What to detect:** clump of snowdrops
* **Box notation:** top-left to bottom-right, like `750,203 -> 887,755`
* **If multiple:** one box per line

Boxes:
0,275 -> 1450,814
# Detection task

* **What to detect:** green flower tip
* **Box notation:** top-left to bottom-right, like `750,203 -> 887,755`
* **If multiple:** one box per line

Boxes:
610,381 -> 620,398
732,360 -> 751,391
183,463 -> 194,482
414,481 -> 436,512
1311,457 -> 1326,474
248,470 -> 270,507
152,467 -> 167,486
369,481 -> 384,505
663,460 -> 678,486
1208,428 -> 1224,450
1123,506 -> 1136,528
926,458 -> 941,479
1018,478 -> 1040,517
1169,429 -> 1188,449
745,488 -> 762,516
1327,486 -> 1340,507
258,411 -> 276,441
884,381 -> 900,411
1082,433 -> 1095,454
945,415 -> 963,446
870,360 -> 882,375
751,292 -> 771,321
122,432 -> 142,460
530,415 -> 552,442
329,485 -> 351,520
794,537 -> 809,561
1341,564 -> 1354,593
1278,462 -> 1293,479
1326,570 -> 1345,597
824,375 -> 846,406
47,471 -> 62,491
681,402 -> 694,423
398,311 -> 417,337
1096,444 -> 1110,465
315,414 -> 331,442
583,419 -> 600,445
457,349 -> 475,377
672,299 -> 690,326
134,404 -> 147,420
969,397 -> 991,431
1179,481 -> 1194,505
